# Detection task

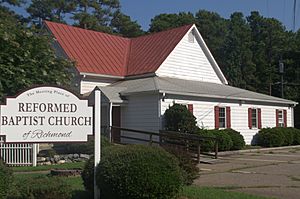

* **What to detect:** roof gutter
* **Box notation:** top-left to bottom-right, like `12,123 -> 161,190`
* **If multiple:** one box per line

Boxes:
158,90 -> 298,106
80,72 -> 125,79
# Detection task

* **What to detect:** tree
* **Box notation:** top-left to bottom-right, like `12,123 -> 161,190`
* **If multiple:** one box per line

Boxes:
194,10 -> 228,70
27,0 -> 76,25
0,7 -> 73,100
111,10 -> 144,37
221,12 -> 255,90
149,12 -> 195,33
72,0 -> 120,32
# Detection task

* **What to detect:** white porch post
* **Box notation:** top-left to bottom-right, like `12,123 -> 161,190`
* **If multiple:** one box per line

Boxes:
109,102 -> 113,142
32,144 -> 37,167
94,88 -> 101,199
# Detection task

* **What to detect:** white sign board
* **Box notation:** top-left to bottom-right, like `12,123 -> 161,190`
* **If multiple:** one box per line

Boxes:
0,86 -> 93,143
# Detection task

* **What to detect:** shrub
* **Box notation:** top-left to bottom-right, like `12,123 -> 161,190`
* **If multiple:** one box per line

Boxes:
163,146 -> 199,185
292,128 -> 300,145
213,130 -> 233,151
164,103 -> 199,134
96,145 -> 183,199
281,127 -> 294,146
0,160 -> 13,199
81,155 -> 95,192
53,136 -> 111,155
223,129 -> 245,150
256,128 -> 285,147
197,130 -> 216,152
8,175 -> 72,199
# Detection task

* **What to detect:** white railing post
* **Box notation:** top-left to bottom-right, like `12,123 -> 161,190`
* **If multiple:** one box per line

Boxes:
94,88 -> 101,199
32,144 -> 37,167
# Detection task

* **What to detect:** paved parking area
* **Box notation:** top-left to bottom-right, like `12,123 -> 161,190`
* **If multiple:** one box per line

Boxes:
194,147 -> 300,199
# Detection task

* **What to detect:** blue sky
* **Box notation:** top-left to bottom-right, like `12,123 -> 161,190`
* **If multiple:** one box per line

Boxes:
119,0 -> 300,31
10,0 -> 300,31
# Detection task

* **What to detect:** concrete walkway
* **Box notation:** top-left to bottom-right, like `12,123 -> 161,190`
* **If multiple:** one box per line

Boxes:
194,147 -> 300,199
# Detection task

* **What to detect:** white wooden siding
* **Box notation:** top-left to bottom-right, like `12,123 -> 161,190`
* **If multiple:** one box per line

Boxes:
121,94 -> 160,143
156,30 -> 223,84
80,79 -> 115,94
161,97 -> 292,145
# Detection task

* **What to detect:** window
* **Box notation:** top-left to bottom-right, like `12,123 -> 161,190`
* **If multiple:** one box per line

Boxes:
219,107 -> 226,128
248,108 -> 261,129
278,110 -> 284,127
251,108 -> 257,128
215,106 -> 231,129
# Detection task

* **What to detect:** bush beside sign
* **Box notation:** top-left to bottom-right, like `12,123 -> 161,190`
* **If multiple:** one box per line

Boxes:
0,86 -> 93,143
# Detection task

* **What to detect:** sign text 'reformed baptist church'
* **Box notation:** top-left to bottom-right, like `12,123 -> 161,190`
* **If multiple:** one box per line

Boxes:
0,86 -> 93,143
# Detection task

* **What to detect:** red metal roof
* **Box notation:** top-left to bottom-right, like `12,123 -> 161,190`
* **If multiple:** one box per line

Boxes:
45,21 -> 192,77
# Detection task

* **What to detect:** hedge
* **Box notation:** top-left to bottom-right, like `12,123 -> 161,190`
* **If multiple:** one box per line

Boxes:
95,145 -> 183,199
0,160 -> 13,199
256,127 -> 300,147
7,176 -> 72,199
222,129 -> 245,150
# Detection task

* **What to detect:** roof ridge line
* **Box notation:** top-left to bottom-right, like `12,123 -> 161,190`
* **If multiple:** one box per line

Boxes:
131,24 -> 194,41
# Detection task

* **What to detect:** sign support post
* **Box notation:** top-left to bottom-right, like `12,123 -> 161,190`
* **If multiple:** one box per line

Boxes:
32,144 -> 37,166
94,88 -> 101,199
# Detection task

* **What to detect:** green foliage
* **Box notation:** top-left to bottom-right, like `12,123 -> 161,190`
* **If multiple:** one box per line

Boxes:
197,130 -> 216,152
256,127 -> 300,147
111,10 -> 144,37
7,175 -> 72,199
223,129 -> 245,150
0,8 -> 73,101
213,130 -> 233,151
163,146 -> 199,185
149,12 -> 195,32
0,160 -> 13,199
256,128 -> 285,147
53,136 -> 111,155
81,155 -> 94,192
95,145 -> 183,199
164,103 -> 199,134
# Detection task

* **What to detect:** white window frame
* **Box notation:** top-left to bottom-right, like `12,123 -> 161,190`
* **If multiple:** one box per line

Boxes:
278,110 -> 284,127
219,107 -> 226,129
251,108 -> 258,129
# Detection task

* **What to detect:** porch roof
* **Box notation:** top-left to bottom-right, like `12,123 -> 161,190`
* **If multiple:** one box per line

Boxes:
107,76 -> 297,106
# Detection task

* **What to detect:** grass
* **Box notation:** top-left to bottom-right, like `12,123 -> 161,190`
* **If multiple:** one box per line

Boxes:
11,162 -> 85,172
181,186 -> 274,199
243,145 -> 262,150
12,173 -> 274,199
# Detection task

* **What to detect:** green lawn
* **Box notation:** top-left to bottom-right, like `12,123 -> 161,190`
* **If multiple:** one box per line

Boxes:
12,162 -> 85,172
13,172 -> 274,199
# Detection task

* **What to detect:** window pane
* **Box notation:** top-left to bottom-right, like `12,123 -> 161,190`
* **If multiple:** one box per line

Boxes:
278,110 -> 284,126
251,109 -> 257,128
219,107 -> 226,128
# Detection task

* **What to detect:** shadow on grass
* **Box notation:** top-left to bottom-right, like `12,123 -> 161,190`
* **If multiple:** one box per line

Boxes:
72,190 -> 93,199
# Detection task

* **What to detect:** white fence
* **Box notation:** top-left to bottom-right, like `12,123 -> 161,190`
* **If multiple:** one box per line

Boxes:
0,137 -> 37,166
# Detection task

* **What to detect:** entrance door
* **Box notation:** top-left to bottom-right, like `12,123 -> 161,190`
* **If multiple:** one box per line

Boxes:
112,106 -> 121,143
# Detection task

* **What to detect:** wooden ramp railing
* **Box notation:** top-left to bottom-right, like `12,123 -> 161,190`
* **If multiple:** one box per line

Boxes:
110,126 -> 218,163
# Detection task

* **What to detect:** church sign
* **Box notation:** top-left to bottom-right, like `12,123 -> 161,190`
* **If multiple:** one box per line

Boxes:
0,86 -> 93,143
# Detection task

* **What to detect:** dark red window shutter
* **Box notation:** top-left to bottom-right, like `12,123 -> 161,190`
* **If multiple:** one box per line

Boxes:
214,106 -> 219,129
188,104 -> 193,114
248,108 -> 252,129
226,107 -> 231,128
276,109 -> 279,127
258,108 -> 262,129
284,110 -> 287,127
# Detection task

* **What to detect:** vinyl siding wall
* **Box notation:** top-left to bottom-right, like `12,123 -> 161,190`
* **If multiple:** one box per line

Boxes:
121,93 -> 160,143
156,31 -> 222,84
161,96 -> 293,144
80,79 -> 116,94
